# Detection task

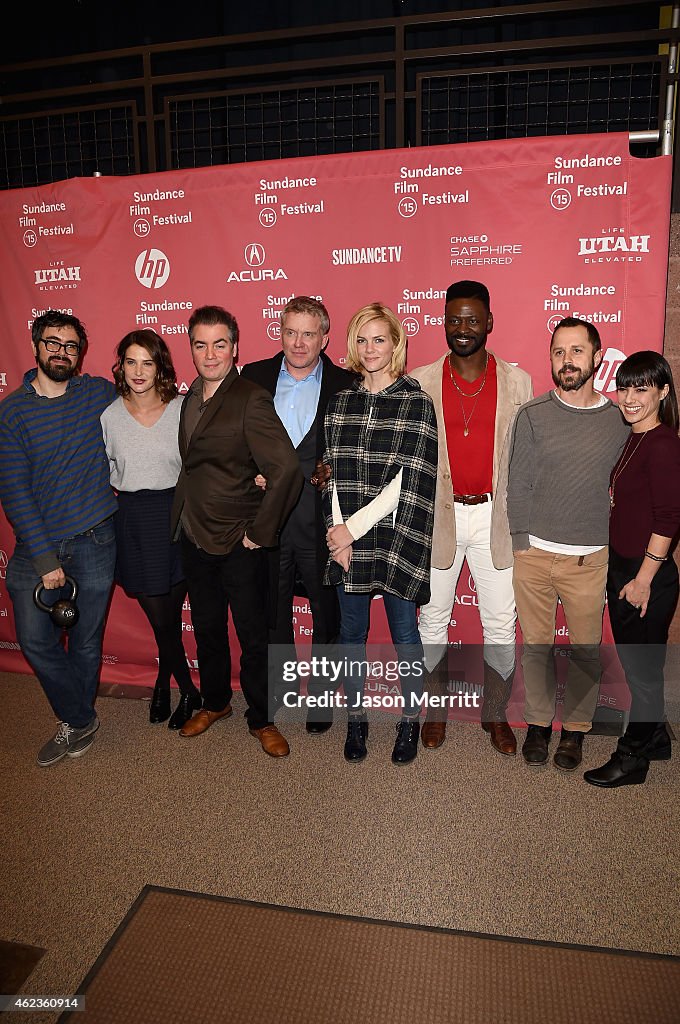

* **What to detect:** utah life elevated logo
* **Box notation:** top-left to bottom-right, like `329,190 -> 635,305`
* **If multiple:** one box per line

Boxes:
228,243 -> 288,283
135,248 -> 170,289
34,263 -> 81,291
577,233 -> 650,264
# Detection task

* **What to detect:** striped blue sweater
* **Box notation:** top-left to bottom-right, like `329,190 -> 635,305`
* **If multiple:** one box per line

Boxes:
0,370 -> 117,576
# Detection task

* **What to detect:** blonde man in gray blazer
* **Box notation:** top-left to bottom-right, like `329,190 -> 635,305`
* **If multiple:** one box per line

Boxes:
410,281 -> 532,755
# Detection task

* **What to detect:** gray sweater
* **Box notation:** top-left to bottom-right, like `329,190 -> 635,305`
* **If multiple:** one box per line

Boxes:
101,394 -> 183,491
507,391 -> 629,550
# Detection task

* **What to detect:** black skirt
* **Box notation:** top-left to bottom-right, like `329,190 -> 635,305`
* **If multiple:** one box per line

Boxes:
114,488 -> 184,597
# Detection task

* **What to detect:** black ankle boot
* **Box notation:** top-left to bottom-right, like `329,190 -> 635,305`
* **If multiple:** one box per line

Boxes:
583,751 -> 649,788
344,716 -> 368,762
392,719 -> 420,764
639,723 -> 672,762
149,680 -> 171,723
168,688 -> 202,730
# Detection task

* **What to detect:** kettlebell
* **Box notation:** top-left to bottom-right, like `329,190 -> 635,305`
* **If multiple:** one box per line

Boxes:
33,575 -> 79,629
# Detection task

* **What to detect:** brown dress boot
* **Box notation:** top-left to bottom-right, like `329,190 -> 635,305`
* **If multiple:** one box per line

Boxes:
481,663 -> 517,756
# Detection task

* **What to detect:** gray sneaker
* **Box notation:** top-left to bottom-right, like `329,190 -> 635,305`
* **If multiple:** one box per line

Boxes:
67,732 -> 96,759
37,716 -> 100,767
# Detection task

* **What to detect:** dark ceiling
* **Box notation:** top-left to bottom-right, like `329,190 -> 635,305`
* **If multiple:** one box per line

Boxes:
10,0 -> 660,62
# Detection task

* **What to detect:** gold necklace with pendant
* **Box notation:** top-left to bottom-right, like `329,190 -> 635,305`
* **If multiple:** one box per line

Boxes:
448,354 -> 489,437
609,430 -> 648,509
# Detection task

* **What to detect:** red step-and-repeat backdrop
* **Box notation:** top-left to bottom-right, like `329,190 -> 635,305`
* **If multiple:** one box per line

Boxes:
0,133 -> 672,707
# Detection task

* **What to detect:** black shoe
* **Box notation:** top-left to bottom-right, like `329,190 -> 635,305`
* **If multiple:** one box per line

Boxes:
392,719 -> 420,765
306,709 -> 333,735
149,681 -> 171,724
522,724 -> 552,766
640,723 -> 672,762
168,689 -> 202,731
344,716 -> 368,762
553,728 -> 584,772
583,751 -> 649,788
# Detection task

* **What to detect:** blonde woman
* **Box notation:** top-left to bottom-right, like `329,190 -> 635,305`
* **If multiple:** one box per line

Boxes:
321,303 -> 437,764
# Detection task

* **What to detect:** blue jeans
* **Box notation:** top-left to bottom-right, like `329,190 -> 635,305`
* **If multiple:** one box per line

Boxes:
337,585 -> 424,716
7,520 -> 116,728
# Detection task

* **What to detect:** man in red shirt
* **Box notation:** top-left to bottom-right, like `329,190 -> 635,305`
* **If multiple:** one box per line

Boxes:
411,280 -> 532,755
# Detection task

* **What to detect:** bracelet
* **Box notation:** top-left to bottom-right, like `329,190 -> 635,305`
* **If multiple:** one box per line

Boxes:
644,549 -> 668,562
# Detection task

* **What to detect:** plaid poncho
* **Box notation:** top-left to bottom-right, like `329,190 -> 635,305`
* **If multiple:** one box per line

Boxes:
322,375 -> 437,604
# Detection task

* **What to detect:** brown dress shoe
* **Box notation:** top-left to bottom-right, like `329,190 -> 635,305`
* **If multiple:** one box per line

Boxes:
249,725 -> 290,757
179,706 -> 232,737
483,721 -> 517,756
421,721 -> 446,749
553,728 -> 584,771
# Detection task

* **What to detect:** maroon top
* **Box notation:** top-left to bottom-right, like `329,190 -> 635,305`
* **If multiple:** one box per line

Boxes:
609,422 -> 680,557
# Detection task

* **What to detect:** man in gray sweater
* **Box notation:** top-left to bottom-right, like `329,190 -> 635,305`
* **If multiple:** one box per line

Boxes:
507,317 -> 629,771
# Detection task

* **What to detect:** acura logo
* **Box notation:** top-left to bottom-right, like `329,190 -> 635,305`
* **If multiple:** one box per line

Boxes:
245,243 -> 265,267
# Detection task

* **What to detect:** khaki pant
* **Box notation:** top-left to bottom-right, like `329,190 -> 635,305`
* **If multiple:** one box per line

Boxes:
512,546 -> 608,731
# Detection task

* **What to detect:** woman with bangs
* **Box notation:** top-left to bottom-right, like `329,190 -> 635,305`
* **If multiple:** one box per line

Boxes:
101,329 -> 201,729
320,303 -> 438,765
585,351 -> 680,788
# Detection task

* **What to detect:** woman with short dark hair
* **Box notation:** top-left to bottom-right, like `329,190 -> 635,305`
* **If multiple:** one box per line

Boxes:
102,330 -> 200,729
585,350 -> 680,787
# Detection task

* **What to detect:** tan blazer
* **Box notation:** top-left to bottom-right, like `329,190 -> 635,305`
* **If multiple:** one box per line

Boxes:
410,352 -> 533,570
171,367 -> 303,554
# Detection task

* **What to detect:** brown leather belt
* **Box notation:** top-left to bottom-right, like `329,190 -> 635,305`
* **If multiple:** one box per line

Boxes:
453,493 -> 491,505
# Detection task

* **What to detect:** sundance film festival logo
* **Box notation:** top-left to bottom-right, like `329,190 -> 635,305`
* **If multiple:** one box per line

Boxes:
227,242 -> 287,283
135,248 -> 170,289
595,348 -> 626,393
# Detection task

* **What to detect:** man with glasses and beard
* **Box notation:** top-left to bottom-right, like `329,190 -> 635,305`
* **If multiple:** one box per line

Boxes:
0,311 -> 116,766
507,317 -> 629,773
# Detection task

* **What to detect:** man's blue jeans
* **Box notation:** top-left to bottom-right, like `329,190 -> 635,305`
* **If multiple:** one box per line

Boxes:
7,519 -> 116,728
337,585 -> 424,716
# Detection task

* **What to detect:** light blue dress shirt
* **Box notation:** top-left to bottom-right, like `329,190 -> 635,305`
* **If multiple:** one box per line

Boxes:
274,357 -> 323,448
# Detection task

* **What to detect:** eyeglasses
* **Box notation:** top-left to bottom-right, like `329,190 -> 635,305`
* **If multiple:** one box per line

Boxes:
40,338 -> 80,356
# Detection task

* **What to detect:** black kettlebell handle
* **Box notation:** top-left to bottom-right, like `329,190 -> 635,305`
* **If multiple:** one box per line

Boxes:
33,575 -> 79,629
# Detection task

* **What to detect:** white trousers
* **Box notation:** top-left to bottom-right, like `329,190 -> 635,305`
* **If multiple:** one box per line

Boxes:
418,501 -> 516,679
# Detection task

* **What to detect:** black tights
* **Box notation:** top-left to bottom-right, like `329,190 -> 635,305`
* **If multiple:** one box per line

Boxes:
137,581 -> 195,694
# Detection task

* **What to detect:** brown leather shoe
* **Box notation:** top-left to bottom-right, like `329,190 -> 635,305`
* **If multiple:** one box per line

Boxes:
421,721 -> 446,749
483,721 -> 517,756
179,706 -> 232,737
553,728 -> 584,771
249,725 -> 290,757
